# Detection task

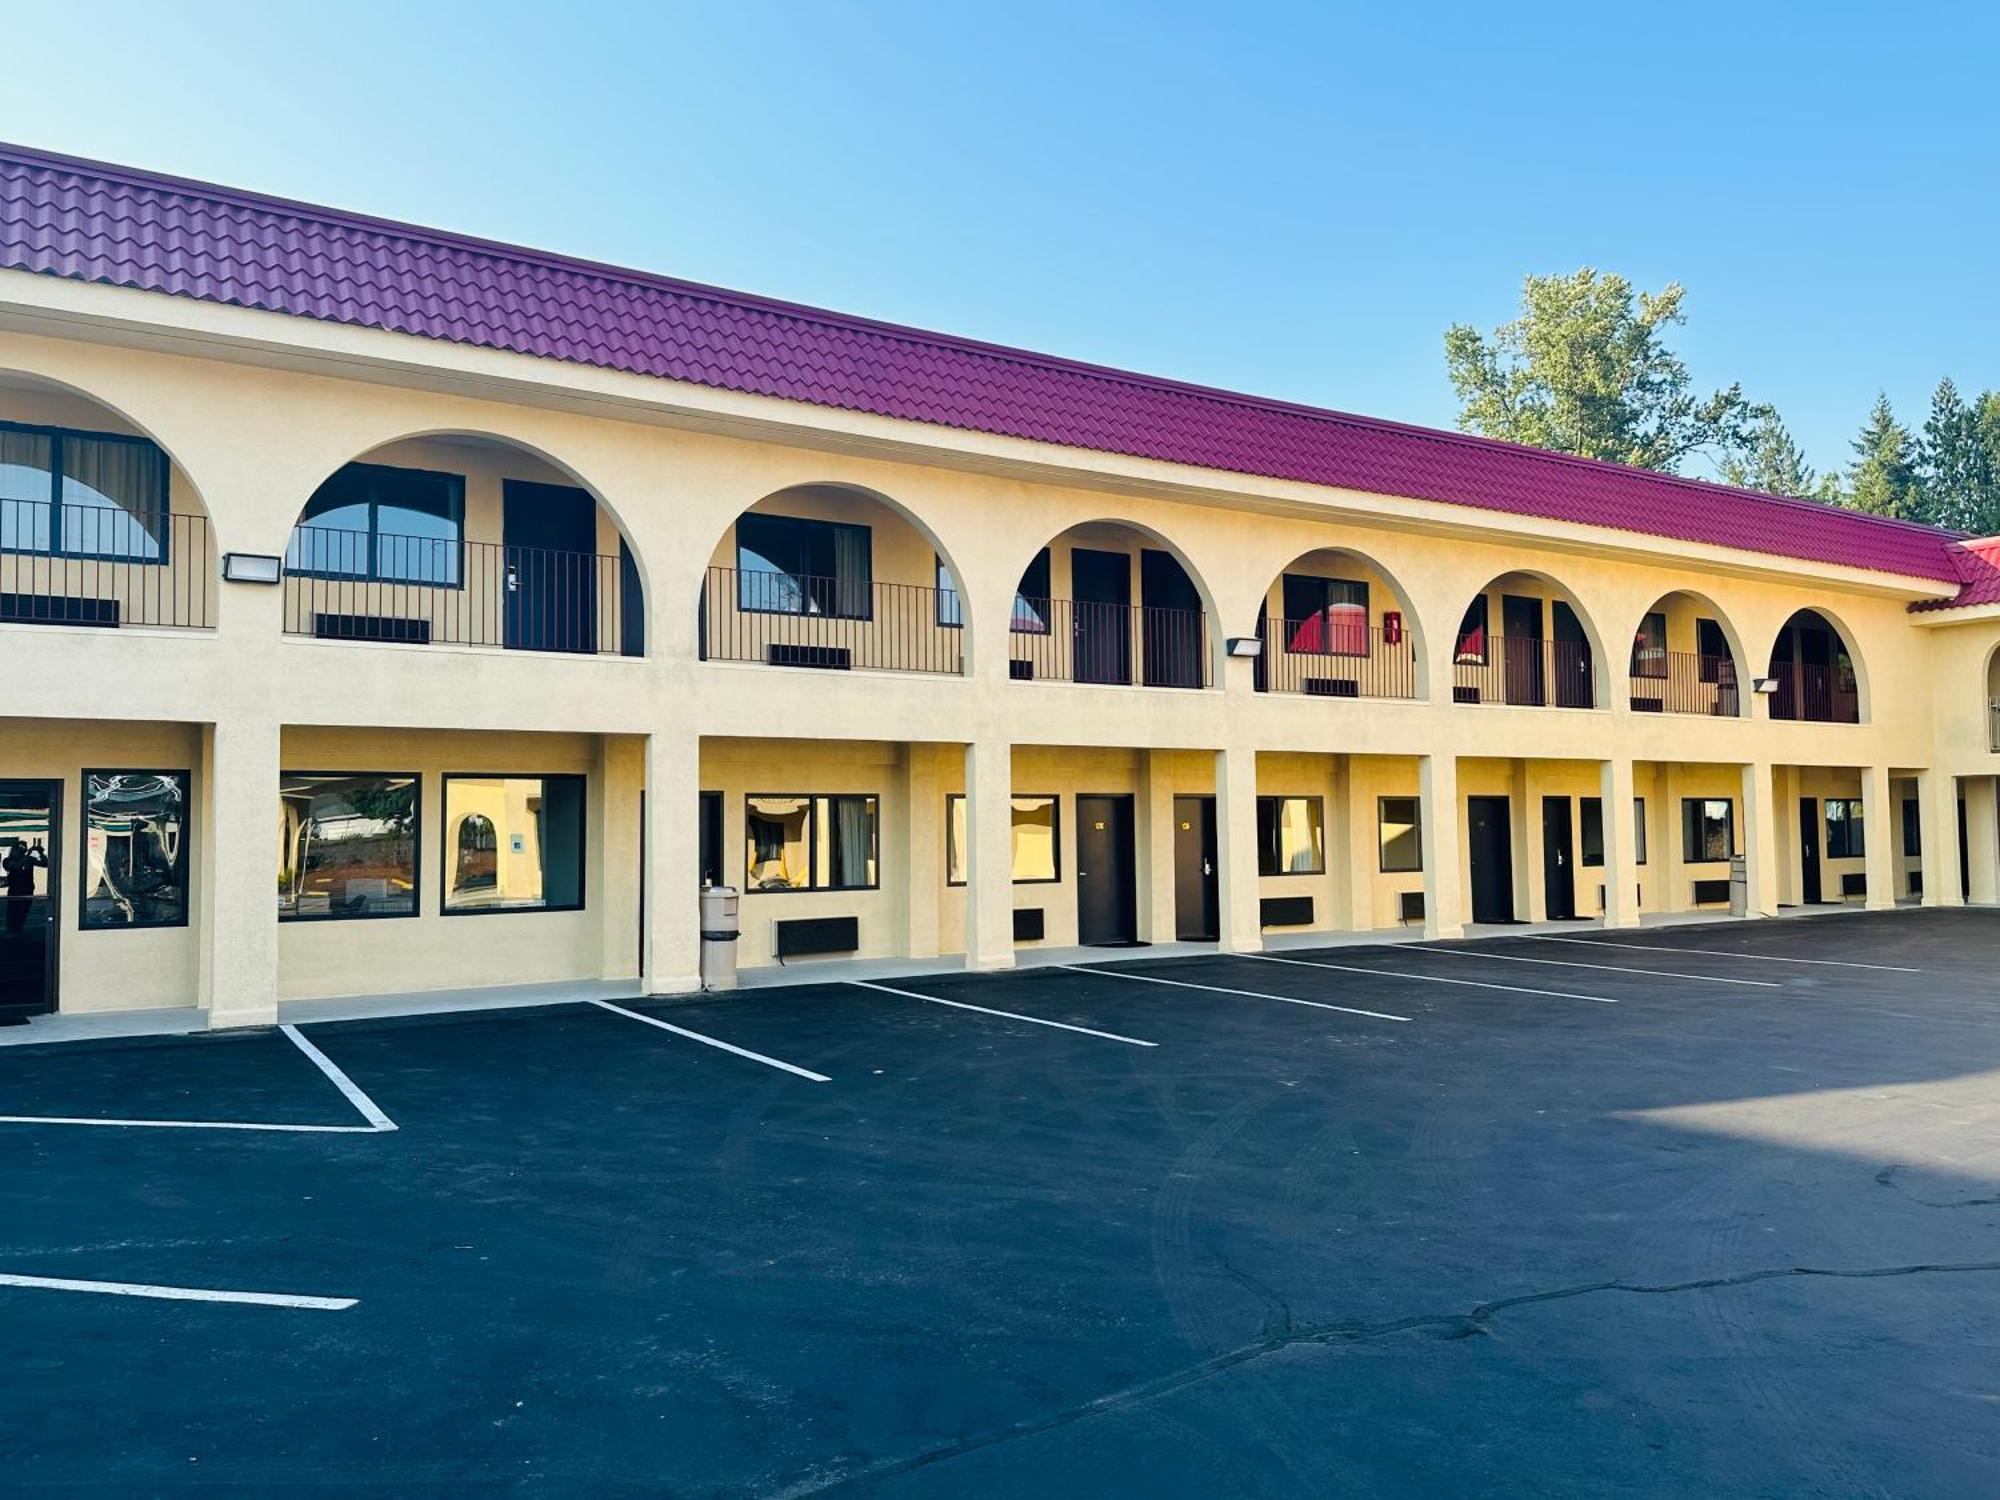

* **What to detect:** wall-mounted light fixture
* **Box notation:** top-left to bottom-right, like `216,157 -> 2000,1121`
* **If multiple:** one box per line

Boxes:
1752,676 -> 1781,695
221,553 -> 283,584
1224,636 -> 1264,659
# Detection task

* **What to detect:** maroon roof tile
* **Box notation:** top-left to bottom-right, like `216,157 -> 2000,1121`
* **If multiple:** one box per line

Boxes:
1911,538 -> 2000,612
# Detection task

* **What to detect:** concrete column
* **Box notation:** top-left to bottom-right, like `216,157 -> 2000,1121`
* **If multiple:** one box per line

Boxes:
1513,760 -> 1537,923
597,734 -> 646,981
1601,758 -> 1641,929
1419,753 -> 1464,939
1329,754 -> 1365,932
1917,770 -> 1963,908
1135,751 -> 1178,944
643,729 -> 702,995
1659,762 -> 1686,914
1965,777 -> 2000,905
1215,745 -> 1263,953
1773,765 -> 1802,906
1861,763 -> 1897,912
1738,761 -> 1779,918
963,739 -> 1015,971
904,744 -> 943,958
201,716 -> 280,1029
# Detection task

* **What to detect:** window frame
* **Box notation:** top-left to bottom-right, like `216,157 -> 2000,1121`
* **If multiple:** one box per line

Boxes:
1378,795 -> 1423,874
1825,797 -> 1866,860
438,772 -> 587,916
1256,795 -> 1327,877
278,770 -> 423,923
743,791 -> 882,894
943,792 -> 1063,886
1454,595 -> 1490,665
1011,547 -> 1054,635
1280,574 -> 1370,658
0,417 -> 174,566
935,553 -> 963,628
79,767 -> 192,931
1680,797 -> 1737,864
1631,611 -> 1669,679
734,513 -> 874,621
289,461 -> 467,589
1900,797 -> 1921,858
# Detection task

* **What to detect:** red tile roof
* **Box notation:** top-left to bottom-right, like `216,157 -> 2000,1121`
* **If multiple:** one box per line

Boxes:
0,141 -> 1968,587
1912,538 -> 2000,612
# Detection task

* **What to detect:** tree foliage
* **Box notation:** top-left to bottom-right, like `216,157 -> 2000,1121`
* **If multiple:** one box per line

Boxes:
1718,411 -> 1837,502
1844,393 -> 1921,520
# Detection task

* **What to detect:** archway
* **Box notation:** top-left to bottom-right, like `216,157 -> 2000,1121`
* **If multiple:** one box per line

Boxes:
1451,570 -> 1607,709
1765,608 -> 1865,723
1626,591 -> 1749,717
1250,545 -> 1426,700
1007,519 -> 1217,688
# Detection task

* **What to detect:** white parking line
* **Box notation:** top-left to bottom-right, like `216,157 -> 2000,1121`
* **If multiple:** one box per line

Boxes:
1527,936 -> 1921,973
849,981 -> 1158,1047
0,1272 -> 355,1311
1245,952 -> 1618,1004
588,999 -> 831,1082
1059,964 -> 1411,1022
1412,945 -> 1780,988
280,1025 -> 398,1130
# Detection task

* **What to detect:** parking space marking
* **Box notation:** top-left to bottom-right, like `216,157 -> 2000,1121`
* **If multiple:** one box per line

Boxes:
281,1025 -> 398,1130
0,1272 -> 356,1311
588,1000 -> 831,1082
1246,952 -> 1618,1004
1527,936 -> 1922,973
1058,964 -> 1411,1022
1413,945 -> 1780,988
849,981 -> 1158,1047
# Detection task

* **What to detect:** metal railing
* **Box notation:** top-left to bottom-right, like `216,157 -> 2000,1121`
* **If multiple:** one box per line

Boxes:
1766,662 -> 1860,723
0,499 -> 214,628
1256,618 -> 1417,699
1629,650 -> 1743,716
1009,598 -> 1209,687
1453,635 -> 1595,708
1989,699 -> 1999,753
700,567 -> 964,674
284,527 -> 639,655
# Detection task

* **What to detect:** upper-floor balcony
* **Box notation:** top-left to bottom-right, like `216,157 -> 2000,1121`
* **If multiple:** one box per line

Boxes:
699,566 -> 964,675
1990,699 -> 1999,753
1453,634 -> 1595,708
1008,595 -> 1208,687
1629,650 -> 1741,716
3,498 -> 215,631
1765,610 -> 1861,723
1254,613 -> 1416,699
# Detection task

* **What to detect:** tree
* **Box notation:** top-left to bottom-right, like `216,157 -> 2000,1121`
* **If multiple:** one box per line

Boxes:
1845,393 -> 1920,520
1718,410 -> 1838,501
1445,269 -> 1768,472
1915,378 -> 2000,534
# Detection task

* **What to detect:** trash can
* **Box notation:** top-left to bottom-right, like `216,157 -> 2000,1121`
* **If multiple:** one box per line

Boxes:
700,884 -> 740,991
1728,855 -> 1748,918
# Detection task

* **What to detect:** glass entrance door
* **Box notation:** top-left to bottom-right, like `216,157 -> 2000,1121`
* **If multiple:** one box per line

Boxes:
0,780 -> 59,1021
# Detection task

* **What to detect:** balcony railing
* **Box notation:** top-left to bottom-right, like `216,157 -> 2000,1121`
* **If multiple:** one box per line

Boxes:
1453,636 -> 1595,708
1766,662 -> 1860,723
0,499 -> 214,629
1009,598 -> 1209,687
1989,699 -> 1999,753
285,527 -> 639,655
700,567 -> 964,674
1629,650 -> 1742,716
1256,618 -> 1417,699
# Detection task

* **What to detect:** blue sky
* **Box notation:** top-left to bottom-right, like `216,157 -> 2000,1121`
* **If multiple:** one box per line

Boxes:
5,1 -> 1996,480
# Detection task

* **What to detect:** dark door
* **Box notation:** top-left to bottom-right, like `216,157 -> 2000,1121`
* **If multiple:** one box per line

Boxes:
1141,550 -> 1203,688
1541,796 -> 1576,920
1071,549 -> 1132,685
1173,795 -> 1218,941
1076,794 -> 1138,944
504,479 -> 599,654
1960,798 -> 1971,902
0,780 -> 59,1021
1799,797 -> 1823,904
1551,600 -> 1593,708
1502,595 -> 1545,705
1468,795 -> 1515,923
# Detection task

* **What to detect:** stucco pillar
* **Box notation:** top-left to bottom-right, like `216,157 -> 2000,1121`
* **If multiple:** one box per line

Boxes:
597,735 -> 646,981
1329,754 -> 1364,931
1861,763 -> 1897,911
1738,761 -> 1780,918
1600,758 -> 1641,929
1215,745 -> 1263,953
1965,777 -> 2000,905
643,729 -> 702,995
1419,753 -> 1464,939
1773,765 -> 1802,905
1135,751 -> 1177,943
1513,760 -> 1537,923
200,717 -> 280,1029
903,744 -> 942,958
1916,770 -> 1963,908
963,739 -> 1015,971
1659,762 -> 1686,913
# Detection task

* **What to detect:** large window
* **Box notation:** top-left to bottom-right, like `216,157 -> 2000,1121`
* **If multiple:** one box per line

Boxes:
280,773 -> 419,920
289,462 -> 464,585
1579,798 -> 1649,868
745,794 -> 879,891
1379,796 -> 1421,873
1,419 -> 170,562
736,513 -> 872,618
1826,797 -> 1865,859
81,770 -> 189,928
1681,798 -> 1736,863
1632,611 -> 1668,678
442,774 -> 584,913
1454,596 -> 1489,664
1012,547 -> 1053,634
945,794 -> 1060,885
1282,575 -> 1369,656
1257,796 -> 1325,876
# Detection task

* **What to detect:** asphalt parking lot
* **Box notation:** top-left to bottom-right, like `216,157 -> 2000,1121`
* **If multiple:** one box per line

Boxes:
4,909 -> 2000,1496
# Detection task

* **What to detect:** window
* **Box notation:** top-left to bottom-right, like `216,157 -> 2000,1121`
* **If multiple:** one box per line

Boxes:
1632,612 -> 1668,678
1257,796 -> 1325,876
441,775 -> 585,912
945,794 -> 1061,884
279,773 -> 419,920
699,790 -> 724,886
1901,797 -> 1921,858
1,419 -> 170,562
1581,797 -> 1648,865
1635,798 -> 1648,865
81,770 -> 189,928
289,462 -> 464,585
1379,796 -> 1422,873
1681,798 -> 1736,863
1454,596 -> 1489,664
745,794 -> 879,891
1281,575 -> 1369,657
736,513 -> 871,619
1826,798 -> 1865,859
935,554 -> 962,627
1696,619 -> 1731,682
1012,547 -> 1053,634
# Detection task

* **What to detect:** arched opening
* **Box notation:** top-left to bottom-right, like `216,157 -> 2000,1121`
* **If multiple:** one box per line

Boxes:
1451,571 -> 1603,709
1008,520 -> 1213,688
0,369 -> 216,629
452,813 -> 499,897
1627,591 -> 1748,717
283,432 -> 644,656
1250,546 -> 1424,700
1765,608 -> 1863,723
698,482 -> 967,676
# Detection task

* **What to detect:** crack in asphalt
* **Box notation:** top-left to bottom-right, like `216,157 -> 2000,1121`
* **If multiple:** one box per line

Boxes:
771,1258 -> 2000,1497
1875,1163 -> 2000,1208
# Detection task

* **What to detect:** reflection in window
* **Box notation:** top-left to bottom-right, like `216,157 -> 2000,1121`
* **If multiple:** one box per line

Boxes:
1282,575 -> 1369,657
442,775 -> 584,912
1632,611 -> 1668,678
288,462 -> 463,585
82,771 -> 189,928
945,794 -> 1060,884
1379,796 -> 1421,873
1826,797 -> 1865,859
280,774 -> 419,919
1681,798 -> 1736,863
1012,548 -> 1052,634
1454,596 -> 1489,664
736,513 -> 872,619
935,554 -> 963,627
746,794 -> 879,891
1,421 -> 169,562
1257,796 -> 1325,875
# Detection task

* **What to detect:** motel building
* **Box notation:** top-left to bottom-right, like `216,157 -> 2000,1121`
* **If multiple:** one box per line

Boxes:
1,141 -> 1999,1033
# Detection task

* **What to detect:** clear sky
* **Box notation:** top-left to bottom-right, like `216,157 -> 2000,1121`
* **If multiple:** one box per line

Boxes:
5,1 -> 1996,481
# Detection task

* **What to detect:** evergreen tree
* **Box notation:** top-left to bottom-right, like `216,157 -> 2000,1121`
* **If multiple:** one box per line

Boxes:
1845,393 -> 1921,520
1913,378 -> 1988,530
1718,410 -> 1825,500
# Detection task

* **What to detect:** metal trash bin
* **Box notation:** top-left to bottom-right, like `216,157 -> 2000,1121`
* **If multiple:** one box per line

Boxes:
1728,855 -> 1748,917
700,884 -> 740,991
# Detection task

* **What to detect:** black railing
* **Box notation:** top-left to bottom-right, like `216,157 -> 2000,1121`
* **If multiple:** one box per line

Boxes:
285,527 -> 639,655
1767,662 -> 1860,723
1009,598 -> 1209,687
700,567 -> 964,674
1453,636 -> 1595,708
0,499 -> 213,628
1629,650 -> 1742,716
1256,618 -> 1417,699
1989,700 -> 1998,753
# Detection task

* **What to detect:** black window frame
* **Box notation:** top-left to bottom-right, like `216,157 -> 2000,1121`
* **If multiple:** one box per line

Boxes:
935,553 -> 963,628
0,417 -> 174,566
699,789 -> 725,887
289,461 -> 467,589
1256,795 -> 1326,876
79,767 -> 192,930
734,513 -> 873,621
944,792 -> 1062,886
1454,595 -> 1490,665
1901,797 -> 1921,858
1681,797 -> 1737,864
1825,797 -> 1866,860
1280,574 -> 1370,658
743,792 -> 882,894
438,772 -> 587,916
1631,611 -> 1669,679
278,770 -> 423,923
1011,547 -> 1054,635
1378,795 -> 1423,873
1696,618 -> 1730,682
1580,796 -> 1648,866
